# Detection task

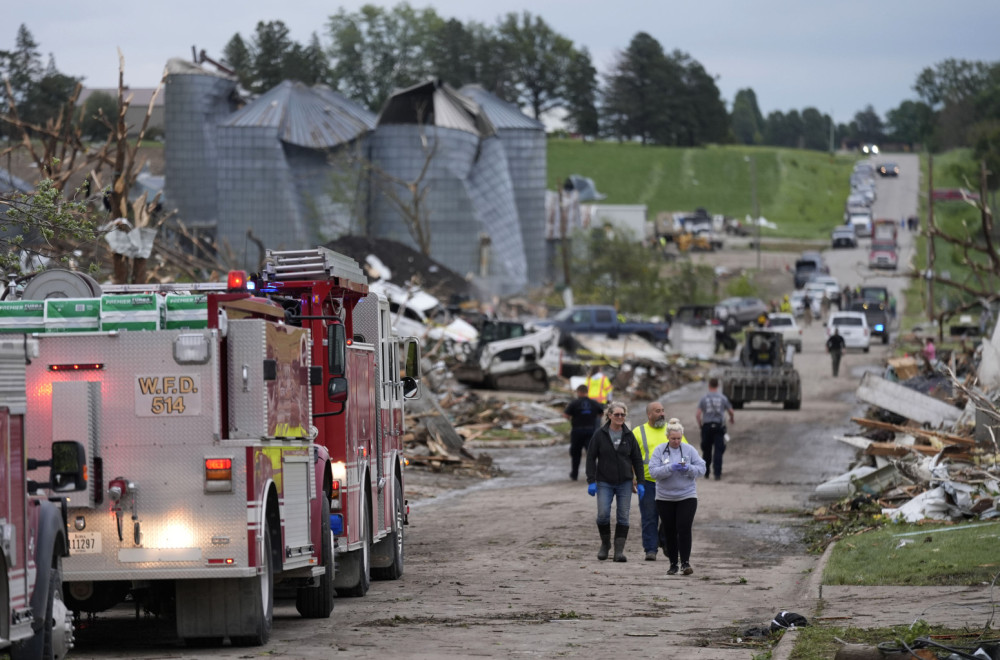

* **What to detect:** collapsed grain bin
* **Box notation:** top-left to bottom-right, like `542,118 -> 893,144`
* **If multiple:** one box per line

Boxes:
216,81 -> 375,254
459,85 -> 546,287
368,79 -> 528,295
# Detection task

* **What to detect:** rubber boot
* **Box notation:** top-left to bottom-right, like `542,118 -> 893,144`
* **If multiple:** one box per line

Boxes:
613,525 -> 629,562
597,523 -> 612,561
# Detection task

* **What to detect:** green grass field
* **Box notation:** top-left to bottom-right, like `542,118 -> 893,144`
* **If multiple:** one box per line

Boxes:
547,140 -> 859,239
823,521 -> 1000,586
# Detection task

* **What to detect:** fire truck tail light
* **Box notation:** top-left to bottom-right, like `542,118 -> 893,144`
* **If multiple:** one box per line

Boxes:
330,479 -> 342,510
49,363 -> 103,372
206,558 -> 236,565
205,457 -> 233,492
174,333 -> 210,365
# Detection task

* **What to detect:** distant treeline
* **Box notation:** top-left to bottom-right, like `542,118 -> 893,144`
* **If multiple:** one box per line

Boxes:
2,7 -> 998,172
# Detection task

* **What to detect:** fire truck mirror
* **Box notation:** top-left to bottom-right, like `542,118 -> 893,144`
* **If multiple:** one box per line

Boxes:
50,440 -> 88,492
309,365 -> 323,386
403,338 -> 421,380
328,376 -> 348,404
402,376 -> 419,399
328,322 -> 346,376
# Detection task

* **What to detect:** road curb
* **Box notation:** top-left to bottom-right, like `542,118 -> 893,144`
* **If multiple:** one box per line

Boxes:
771,540 -> 837,660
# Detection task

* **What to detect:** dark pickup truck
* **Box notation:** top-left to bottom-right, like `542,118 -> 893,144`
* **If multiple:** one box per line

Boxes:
537,305 -> 670,345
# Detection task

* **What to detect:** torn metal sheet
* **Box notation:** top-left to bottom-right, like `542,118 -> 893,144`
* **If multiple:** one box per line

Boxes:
570,333 -> 669,363
856,371 -> 962,426
814,465 -> 878,500
882,486 -> 952,522
668,325 -> 716,360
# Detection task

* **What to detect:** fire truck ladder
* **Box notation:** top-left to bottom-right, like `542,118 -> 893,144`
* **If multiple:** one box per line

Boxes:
262,248 -> 366,285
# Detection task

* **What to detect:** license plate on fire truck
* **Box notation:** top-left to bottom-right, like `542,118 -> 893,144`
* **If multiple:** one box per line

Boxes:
68,532 -> 102,555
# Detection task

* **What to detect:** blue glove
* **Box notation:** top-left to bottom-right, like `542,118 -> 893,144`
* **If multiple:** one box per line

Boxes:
672,462 -> 688,472
636,484 -> 645,499
587,482 -> 597,496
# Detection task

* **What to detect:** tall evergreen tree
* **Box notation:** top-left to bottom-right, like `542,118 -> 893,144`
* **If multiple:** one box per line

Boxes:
731,88 -> 763,144
283,33 -> 329,86
249,21 -> 295,94
602,32 -> 674,145
800,107 -> 829,151
853,105 -> 884,143
6,25 -> 42,108
674,51 -> 728,145
222,33 -> 253,90
426,18 -> 477,88
563,47 -> 598,136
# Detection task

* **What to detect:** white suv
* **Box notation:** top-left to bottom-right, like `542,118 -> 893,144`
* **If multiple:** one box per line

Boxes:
766,313 -> 802,352
826,311 -> 870,352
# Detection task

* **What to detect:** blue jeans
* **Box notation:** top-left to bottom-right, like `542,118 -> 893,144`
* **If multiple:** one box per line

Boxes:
596,481 -> 633,527
639,479 -> 664,552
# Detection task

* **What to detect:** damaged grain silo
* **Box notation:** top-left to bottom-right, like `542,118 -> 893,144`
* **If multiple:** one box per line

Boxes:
163,58 -> 240,239
459,85 -> 546,286
368,79 -> 528,295
216,81 -> 375,254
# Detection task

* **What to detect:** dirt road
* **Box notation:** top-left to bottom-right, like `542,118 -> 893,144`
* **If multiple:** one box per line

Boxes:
68,323 -> 875,659
67,156 -> 921,658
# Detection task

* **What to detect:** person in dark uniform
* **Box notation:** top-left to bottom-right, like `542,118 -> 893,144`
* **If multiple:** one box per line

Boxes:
695,377 -> 734,480
564,384 -> 604,481
826,328 -> 846,377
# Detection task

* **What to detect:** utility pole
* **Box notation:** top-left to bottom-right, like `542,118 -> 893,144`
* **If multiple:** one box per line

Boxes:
749,155 -> 760,271
828,111 -> 835,154
926,153 -> 935,323
559,184 -> 571,287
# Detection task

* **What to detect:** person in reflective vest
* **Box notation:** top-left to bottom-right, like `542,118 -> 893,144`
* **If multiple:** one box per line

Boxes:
586,367 -> 613,404
635,401 -> 669,561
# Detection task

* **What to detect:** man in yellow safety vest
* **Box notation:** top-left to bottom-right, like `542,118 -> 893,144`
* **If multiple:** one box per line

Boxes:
586,367 -> 613,404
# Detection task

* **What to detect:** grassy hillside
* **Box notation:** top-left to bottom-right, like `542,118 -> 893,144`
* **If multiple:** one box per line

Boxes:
547,139 -> 859,239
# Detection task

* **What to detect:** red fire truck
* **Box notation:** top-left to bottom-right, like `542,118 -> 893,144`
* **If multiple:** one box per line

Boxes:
0,336 -> 87,660
254,248 -> 420,595
13,246 -> 419,645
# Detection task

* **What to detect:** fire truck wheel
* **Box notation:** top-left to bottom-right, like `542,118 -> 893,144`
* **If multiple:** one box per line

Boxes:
373,477 -> 404,581
231,522 -> 273,646
295,495 -> 335,617
13,555 -> 68,660
337,500 -> 371,597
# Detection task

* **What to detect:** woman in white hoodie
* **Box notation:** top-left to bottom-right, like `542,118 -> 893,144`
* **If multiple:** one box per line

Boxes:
648,420 -> 706,576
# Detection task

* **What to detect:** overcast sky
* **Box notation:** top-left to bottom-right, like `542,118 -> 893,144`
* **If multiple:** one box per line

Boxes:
7,0 -> 999,124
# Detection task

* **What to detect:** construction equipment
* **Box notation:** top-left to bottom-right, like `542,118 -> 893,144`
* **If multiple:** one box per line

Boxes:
454,320 -> 559,392
8,246 -> 420,646
721,330 -> 801,410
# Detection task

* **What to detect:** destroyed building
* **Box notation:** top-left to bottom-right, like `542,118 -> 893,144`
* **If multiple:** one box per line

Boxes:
161,61 -> 543,293
369,80 -> 528,294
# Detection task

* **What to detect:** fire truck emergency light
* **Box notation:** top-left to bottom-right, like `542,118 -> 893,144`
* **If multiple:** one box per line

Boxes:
227,270 -> 247,291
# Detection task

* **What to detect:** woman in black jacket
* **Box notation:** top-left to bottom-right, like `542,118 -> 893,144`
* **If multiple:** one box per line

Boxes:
585,401 -> 645,562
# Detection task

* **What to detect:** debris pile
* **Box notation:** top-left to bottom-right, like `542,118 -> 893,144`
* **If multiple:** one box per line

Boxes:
815,326 -> 1000,527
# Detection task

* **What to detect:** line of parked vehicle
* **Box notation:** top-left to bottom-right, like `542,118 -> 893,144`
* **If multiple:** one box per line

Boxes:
832,160 -> 900,269
780,248 -> 894,352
